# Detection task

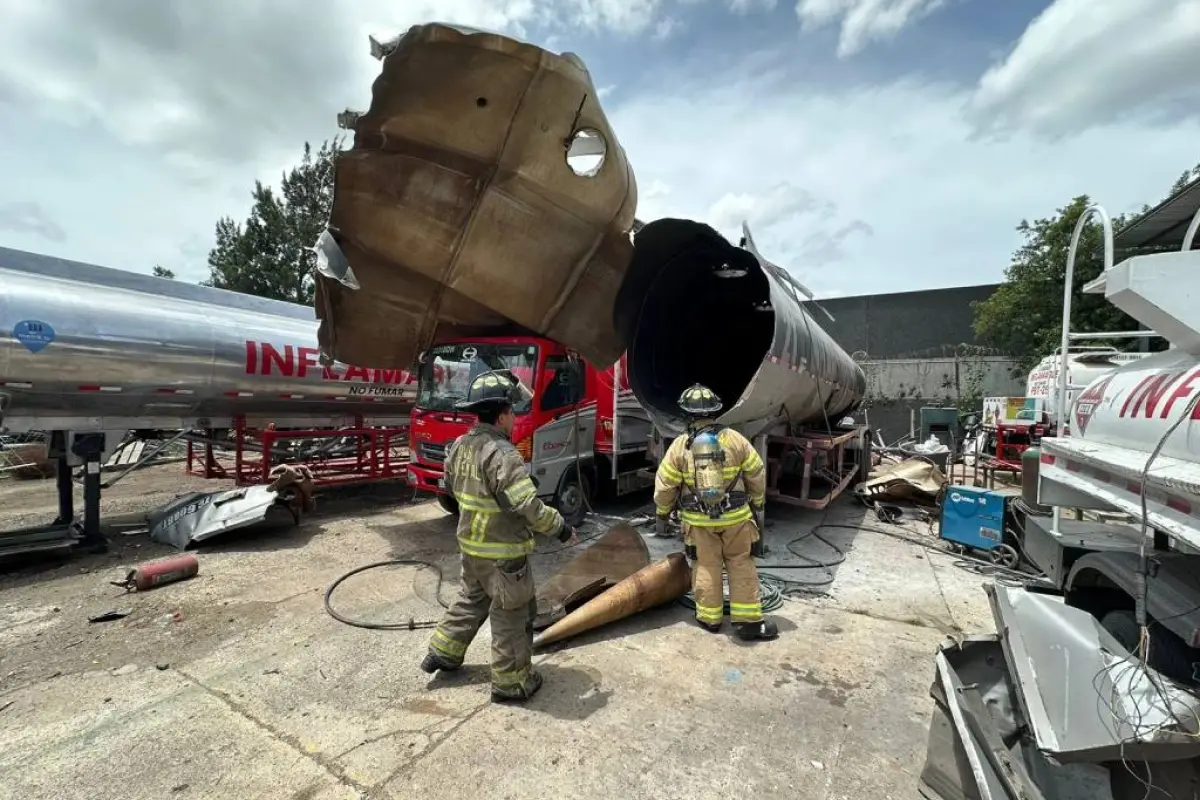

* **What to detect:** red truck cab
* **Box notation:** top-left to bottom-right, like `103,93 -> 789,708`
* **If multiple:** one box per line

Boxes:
405,336 -> 653,524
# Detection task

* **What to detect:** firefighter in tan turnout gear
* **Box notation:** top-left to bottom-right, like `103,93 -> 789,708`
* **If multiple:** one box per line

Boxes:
653,384 -> 779,640
420,370 -> 580,701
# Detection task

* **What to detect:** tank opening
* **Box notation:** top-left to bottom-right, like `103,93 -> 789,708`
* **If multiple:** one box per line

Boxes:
625,219 -> 774,422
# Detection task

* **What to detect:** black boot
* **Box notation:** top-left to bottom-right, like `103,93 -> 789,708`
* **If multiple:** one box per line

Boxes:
698,620 -> 722,634
734,619 -> 779,641
420,651 -> 462,674
491,670 -> 544,702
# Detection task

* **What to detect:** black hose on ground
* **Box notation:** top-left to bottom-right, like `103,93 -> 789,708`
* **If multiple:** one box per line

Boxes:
323,559 -> 450,631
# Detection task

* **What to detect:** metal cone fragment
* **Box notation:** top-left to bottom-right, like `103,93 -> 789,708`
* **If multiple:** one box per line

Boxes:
533,552 -> 692,648
534,523 -> 651,630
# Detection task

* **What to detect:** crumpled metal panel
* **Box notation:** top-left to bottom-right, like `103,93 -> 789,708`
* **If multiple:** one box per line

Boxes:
920,636 -> 1116,800
315,23 -> 637,370
987,584 -> 1200,763
146,486 -> 299,549
533,523 -> 650,630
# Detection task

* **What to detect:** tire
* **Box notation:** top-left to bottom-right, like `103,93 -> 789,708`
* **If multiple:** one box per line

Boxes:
555,468 -> 592,528
436,494 -> 460,516
1100,609 -> 1198,684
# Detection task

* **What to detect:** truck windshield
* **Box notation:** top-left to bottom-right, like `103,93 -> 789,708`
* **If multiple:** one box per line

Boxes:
416,342 -> 538,414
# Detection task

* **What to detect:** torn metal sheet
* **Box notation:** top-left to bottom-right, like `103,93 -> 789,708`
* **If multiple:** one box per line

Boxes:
534,523 -> 649,630
147,486 -> 300,549
920,636 -> 1116,800
987,584 -> 1200,763
858,457 -> 946,503
315,22 -> 637,370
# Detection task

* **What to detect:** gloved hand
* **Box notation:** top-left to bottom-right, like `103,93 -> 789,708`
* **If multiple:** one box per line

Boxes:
750,505 -> 766,558
557,525 -> 580,546
751,505 -> 765,534
655,515 -> 673,538
684,542 -> 697,561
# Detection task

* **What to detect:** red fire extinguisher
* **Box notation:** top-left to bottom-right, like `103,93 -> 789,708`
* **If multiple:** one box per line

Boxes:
113,554 -> 200,592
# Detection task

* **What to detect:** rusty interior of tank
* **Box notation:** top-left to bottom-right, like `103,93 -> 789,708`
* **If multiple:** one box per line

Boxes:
624,219 -> 775,419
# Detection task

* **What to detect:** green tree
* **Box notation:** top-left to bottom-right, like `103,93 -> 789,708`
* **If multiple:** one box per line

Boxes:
974,166 -> 1199,376
151,265 -> 175,279
204,138 -> 343,304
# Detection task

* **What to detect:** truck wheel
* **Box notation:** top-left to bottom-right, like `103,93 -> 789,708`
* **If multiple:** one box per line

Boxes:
1100,609 -> 1198,684
555,469 -> 592,528
436,494 -> 459,516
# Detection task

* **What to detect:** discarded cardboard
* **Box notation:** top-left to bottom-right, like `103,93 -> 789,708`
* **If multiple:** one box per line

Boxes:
534,523 -> 650,630
316,23 -> 638,370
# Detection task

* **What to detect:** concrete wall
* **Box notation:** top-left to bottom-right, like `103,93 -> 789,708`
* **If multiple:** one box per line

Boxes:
858,356 -> 1024,444
803,284 -> 1025,442
805,284 -> 1001,359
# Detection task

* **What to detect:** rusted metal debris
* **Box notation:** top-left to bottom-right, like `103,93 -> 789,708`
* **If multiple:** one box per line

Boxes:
534,522 -> 650,630
533,552 -> 692,649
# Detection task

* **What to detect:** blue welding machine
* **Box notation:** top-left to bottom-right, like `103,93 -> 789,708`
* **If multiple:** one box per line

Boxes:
939,485 -> 1015,551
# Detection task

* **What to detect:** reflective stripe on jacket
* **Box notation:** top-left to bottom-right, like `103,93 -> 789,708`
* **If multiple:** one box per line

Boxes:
445,423 -> 564,559
652,425 -> 767,527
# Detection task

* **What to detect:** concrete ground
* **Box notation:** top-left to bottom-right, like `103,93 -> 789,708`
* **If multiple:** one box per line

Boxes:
0,464 -> 998,800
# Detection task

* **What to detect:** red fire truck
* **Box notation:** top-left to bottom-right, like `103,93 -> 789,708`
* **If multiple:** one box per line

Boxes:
405,336 -> 655,525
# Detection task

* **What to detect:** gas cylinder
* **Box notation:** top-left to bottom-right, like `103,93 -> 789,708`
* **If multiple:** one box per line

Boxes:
116,554 -> 200,592
1021,447 -> 1050,514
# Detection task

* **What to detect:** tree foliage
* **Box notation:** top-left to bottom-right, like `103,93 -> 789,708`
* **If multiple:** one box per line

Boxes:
973,164 -> 1200,376
151,265 -> 175,279
204,138 -> 343,304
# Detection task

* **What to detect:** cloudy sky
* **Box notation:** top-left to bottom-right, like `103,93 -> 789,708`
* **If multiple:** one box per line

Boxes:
1,0 -> 1198,298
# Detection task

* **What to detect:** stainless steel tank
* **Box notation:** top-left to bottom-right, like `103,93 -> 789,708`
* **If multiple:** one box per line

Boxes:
0,247 -> 414,433
615,219 -> 866,439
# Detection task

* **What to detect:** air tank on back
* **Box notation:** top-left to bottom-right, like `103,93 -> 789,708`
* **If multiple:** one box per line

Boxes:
0,247 -> 415,434
614,219 -> 866,439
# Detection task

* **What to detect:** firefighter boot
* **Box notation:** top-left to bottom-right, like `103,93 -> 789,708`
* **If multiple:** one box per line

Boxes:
419,651 -> 462,674
491,669 -> 544,703
733,618 -> 780,641
698,619 -> 722,634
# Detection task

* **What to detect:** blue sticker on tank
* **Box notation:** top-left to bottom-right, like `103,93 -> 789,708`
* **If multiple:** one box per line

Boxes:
14,320 -> 56,353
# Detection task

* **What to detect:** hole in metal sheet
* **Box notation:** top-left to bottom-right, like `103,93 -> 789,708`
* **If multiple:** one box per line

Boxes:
566,129 -> 606,177
476,97 -> 488,107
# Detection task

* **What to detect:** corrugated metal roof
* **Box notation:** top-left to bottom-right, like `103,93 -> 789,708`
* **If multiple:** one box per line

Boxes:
1113,174 -> 1200,251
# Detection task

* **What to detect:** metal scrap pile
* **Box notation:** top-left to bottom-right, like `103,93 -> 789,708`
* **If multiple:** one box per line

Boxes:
919,584 -> 1200,799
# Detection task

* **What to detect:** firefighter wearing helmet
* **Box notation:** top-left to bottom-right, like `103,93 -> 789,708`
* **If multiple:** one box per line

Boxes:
420,369 -> 580,701
652,384 -> 778,640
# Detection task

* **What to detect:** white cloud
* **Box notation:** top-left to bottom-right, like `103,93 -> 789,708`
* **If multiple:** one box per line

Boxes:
613,70 -> 1198,297
970,0 -> 1200,138
0,0 -> 1197,303
796,0 -> 948,57
728,0 -> 779,13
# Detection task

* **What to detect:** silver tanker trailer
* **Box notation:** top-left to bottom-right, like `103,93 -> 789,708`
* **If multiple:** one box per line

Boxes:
0,246 -> 415,552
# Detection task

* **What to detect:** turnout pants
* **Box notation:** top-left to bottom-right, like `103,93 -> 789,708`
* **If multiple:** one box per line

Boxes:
689,520 -> 763,626
427,554 -> 538,691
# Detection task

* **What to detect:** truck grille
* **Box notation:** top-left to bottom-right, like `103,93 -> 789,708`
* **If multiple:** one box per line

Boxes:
419,441 -> 447,465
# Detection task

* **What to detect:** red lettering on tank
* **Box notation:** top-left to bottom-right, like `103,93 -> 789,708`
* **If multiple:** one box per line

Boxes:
244,340 -> 418,386
261,343 -> 294,377
1160,368 -> 1200,418
1119,374 -> 1154,417
297,347 -> 319,378
245,340 -> 258,375
373,368 -> 405,385
1137,372 -> 1183,418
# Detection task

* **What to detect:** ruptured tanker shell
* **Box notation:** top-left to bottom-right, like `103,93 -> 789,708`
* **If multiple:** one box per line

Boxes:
314,22 -> 637,371
617,219 -> 866,438
0,247 -> 415,433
